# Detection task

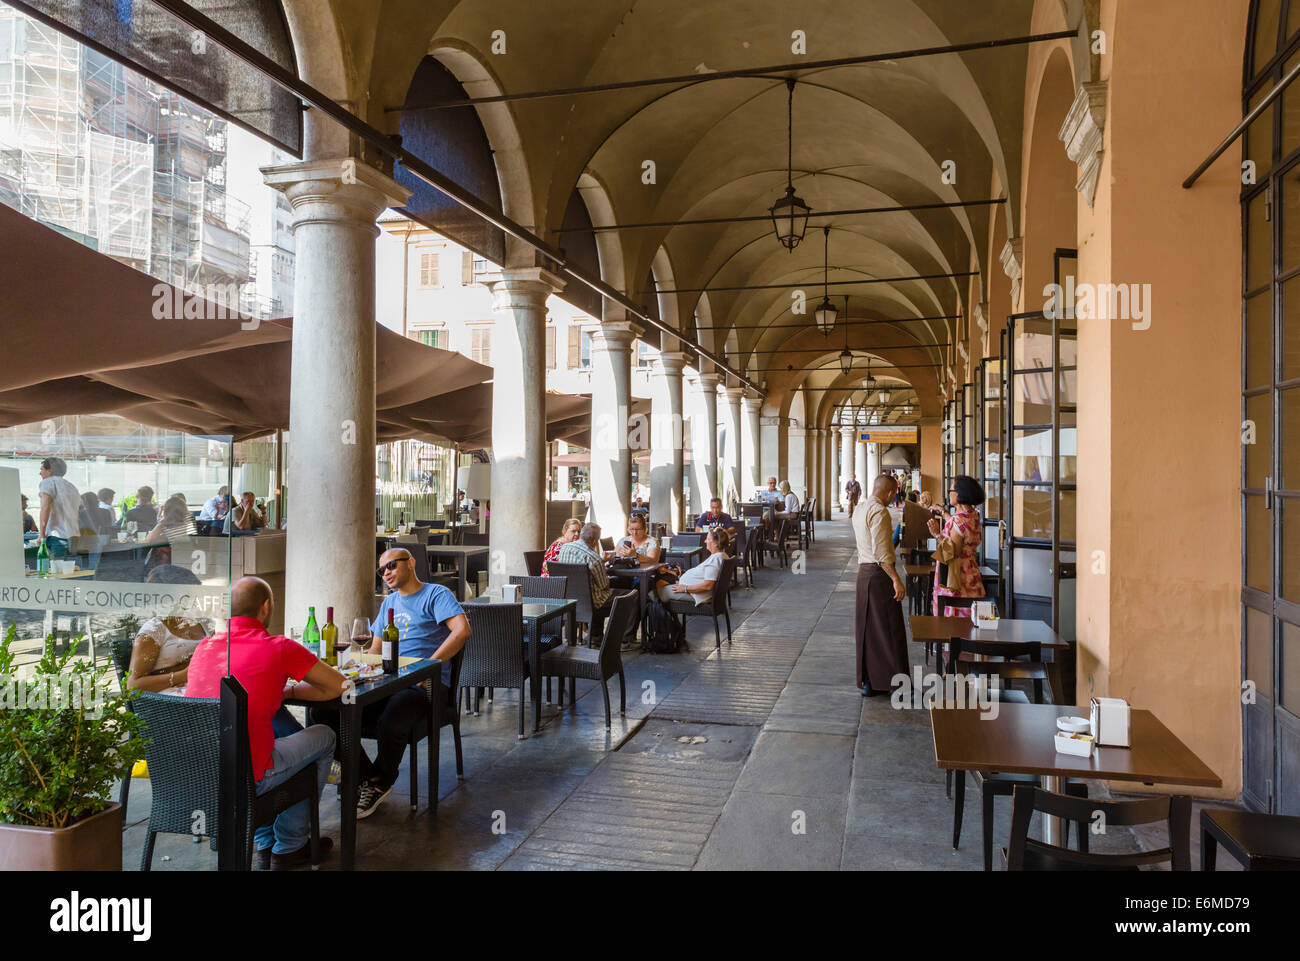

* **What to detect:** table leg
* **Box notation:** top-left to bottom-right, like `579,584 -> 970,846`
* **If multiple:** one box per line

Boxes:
1041,774 -> 1063,847
340,703 -> 359,871
456,555 -> 466,602
531,620 -> 541,734
1045,660 -> 1065,705
1201,827 -> 1217,871
427,678 -> 438,812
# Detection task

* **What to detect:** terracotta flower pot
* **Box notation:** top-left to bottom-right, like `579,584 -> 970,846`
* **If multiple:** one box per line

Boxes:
0,803 -> 122,870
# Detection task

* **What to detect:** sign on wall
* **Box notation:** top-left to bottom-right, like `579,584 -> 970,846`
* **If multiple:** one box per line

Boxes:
859,427 -> 918,444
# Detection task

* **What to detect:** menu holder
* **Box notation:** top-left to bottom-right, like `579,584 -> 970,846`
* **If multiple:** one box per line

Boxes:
1090,696 -> 1132,747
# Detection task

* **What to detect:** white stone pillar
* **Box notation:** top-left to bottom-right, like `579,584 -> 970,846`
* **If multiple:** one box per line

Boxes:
589,320 -> 640,538
485,267 -> 566,592
788,426 -> 807,499
263,157 -> 409,636
690,372 -> 721,513
650,351 -> 687,532
855,437 -> 869,489
867,443 -> 881,484
839,426 -> 855,511
810,428 -> 823,516
721,385 -> 744,512
741,393 -> 761,498
555,440 -> 570,497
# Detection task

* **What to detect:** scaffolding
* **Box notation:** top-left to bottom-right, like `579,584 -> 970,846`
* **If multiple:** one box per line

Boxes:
0,8 -> 250,292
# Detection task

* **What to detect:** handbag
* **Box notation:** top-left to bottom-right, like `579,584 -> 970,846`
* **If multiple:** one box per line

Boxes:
933,534 -> 963,593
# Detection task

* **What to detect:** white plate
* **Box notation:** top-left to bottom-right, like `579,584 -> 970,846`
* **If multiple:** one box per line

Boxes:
1056,715 -> 1090,733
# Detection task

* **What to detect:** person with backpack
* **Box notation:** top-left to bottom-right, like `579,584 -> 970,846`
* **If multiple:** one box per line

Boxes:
656,528 -> 726,605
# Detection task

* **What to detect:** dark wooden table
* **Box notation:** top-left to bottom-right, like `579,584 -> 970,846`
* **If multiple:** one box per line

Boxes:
425,544 -> 491,600
607,560 -> 660,644
931,702 -> 1221,844
463,595 -> 577,733
908,615 -> 1068,703
285,657 -> 442,870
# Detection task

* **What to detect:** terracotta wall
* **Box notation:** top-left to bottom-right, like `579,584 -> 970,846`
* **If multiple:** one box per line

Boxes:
1074,0 -> 1247,798
920,421 -> 942,499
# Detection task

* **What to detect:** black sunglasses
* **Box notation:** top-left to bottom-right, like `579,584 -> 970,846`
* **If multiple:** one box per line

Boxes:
377,558 -> 410,575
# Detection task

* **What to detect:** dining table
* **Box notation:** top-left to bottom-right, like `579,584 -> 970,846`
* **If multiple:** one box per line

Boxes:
284,654 -> 442,871
908,615 -> 1069,704
462,595 -> 577,733
606,559 -> 661,644
425,544 -> 491,601
931,702 -> 1221,846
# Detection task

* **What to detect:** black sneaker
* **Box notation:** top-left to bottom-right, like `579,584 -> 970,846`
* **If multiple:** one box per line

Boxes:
356,782 -> 392,820
270,836 -> 333,871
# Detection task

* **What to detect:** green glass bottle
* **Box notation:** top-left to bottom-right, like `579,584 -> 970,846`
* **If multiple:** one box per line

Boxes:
303,606 -> 321,657
36,539 -> 50,575
321,606 -> 338,667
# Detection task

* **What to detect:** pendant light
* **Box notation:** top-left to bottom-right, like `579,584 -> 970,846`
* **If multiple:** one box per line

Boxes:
814,226 -> 837,334
861,358 -> 876,392
769,78 -> 811,251
878,388 -> 892,405
837,295 -> 853,374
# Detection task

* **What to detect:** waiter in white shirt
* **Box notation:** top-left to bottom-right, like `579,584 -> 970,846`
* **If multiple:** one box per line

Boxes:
852,474 -> 908,696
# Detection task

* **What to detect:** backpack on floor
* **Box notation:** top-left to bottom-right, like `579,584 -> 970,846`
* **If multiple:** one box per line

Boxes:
643,598 -> 686,654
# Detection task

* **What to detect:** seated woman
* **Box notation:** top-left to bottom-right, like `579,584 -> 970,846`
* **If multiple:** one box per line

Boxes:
614,513 -> 660,563
774,480 -> 800,523
144,495 -> 197,544
541,516 -> 582,575
656,528 -> 726,604
124,566 -> 212,693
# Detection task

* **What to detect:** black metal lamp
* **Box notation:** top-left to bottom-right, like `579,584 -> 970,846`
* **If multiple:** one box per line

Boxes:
769,79 -> 810,251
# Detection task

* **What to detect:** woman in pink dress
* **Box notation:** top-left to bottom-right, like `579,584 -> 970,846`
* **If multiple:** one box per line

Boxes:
541,517 -> 582,575
928,475 -> 986,616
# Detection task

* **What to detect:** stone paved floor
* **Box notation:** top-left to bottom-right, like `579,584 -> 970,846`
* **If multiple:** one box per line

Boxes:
122,513 -> 1243,870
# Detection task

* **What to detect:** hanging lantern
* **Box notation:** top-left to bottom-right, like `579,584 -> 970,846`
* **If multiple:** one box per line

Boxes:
769,79 -> 810,251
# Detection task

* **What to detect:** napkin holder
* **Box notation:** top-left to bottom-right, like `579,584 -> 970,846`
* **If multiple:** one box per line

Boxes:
971,600 -> 999,630
501,584 -> 522,603
1089,696 -> 1131,748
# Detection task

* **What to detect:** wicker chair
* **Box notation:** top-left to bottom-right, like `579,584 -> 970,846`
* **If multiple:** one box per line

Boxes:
670,532 -> 704,549
510,574 -> 568,704
459,603 -> 530,738
540,591 -> 633,729
546,561 -> 608,644
133,691 -> 322,871
758,518 -> 792,568
108,633 -> 137,818
666,556 -> 739,650
731,526 -> 753,588
361,647 -> 465,812
523,551 -> 545,577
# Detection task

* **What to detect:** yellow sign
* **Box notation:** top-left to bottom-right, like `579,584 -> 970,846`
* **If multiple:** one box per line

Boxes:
859,427 -> 918,444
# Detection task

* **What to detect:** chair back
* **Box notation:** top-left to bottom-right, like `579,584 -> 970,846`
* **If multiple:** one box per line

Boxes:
1007,786 -> 1191,871
523,550 -> 545,577
395,538 -> 432,581
415,519 -> 441,529
953,637 -> 1042,662
439,646 -> 466,718
740,504 -> 764,518
542,561 -> 595,625
509,574 -> 567,600
600,536 -> 615,553
133,692 -> 224,839
710,556 -> 739,609
409,526 -> 430,544
109,632 -> 135,689
594,592 -> 637,675
731,525 -> 748,559
671,532 -> 704,548
932,594 -> 992,616
463,532 -> 490,546
427,531 -> 448,546
460,603 -> 527,689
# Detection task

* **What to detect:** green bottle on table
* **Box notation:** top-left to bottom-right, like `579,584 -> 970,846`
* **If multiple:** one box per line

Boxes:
304,606 -> 321,657
322,607 -> 338,667
36,539 -> 50,575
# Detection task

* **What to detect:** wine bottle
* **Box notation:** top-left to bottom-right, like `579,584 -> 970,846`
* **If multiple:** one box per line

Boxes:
36,539 -> 50,575
322,606 -> 338,667
303,606 -> 321,657
382,608 -> 399,674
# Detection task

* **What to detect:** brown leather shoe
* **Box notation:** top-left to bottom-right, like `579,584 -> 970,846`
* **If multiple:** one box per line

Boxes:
270,836 -> 333,871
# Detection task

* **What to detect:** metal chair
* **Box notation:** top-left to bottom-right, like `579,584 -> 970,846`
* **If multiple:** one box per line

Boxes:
133,692 -> 322,871
1006,786 -> 1191,871
671,532 -> 704,548
523,550 -> 545,577
540,591 -> 634,729
509,574 -> 568,703
759,518 -> 792,568
459,603 -> 530,738
545,561 -> 606,644
731,526 -> 753,588
666,556 -> 739,650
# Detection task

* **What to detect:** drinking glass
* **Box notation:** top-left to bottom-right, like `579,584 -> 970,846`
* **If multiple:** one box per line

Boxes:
349,617 -> 371,664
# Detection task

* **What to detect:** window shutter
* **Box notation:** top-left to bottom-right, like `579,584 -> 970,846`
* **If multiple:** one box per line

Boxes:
420,250 -> 440,287
546,326 -> 556,369
461,250 -> 473,285
567,326 -> 580,369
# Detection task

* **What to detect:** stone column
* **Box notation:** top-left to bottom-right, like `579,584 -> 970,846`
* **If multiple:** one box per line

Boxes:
690,371 -> 722,513
855,437 -> 868,488
839,426 -> 855,512
263,157 -> 409,636
788,425 -> 807,500
650,351 -> 687,532
485,267 -> 566,592
867,443 -> 881,483
588,320 -> 640,538
721,385 -> 744,511
741,393 -> 761,497
820,429 -> 834,520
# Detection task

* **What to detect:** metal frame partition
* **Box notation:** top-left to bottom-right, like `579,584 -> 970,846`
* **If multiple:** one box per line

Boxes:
978,355 -> 1004,597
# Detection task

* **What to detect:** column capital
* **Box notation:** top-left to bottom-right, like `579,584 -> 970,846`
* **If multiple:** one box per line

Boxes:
740,393 -> 763,414
653,351 -> 690,377
722,385 -> 745,403
840,424 -> 857,438
262,156 -> 410,228
695,372 -> 724,392
590,320 -> 642,352
761,415 -> 783,428
485,266 -> 566,310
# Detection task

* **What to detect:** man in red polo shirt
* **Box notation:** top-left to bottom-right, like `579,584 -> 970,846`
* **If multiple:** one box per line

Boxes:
186,576 -> 346,869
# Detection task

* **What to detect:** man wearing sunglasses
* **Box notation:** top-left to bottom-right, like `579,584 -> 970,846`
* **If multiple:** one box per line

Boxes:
310,547 -> 470,820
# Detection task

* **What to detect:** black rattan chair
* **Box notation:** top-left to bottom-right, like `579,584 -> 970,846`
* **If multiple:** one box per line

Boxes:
759,518 -> 792,568
666,556 -> 739,650
459,603 -> 530,738
731,526 -> 753,587
671,532 -> 704,548
361,647 -> 465,812
540,591 -> 634,729
524,551 -> 545,577
1006,786 -> 1191,871
546,561 -> 607,644
510,574 -> 568,703
134,692 -> 322,870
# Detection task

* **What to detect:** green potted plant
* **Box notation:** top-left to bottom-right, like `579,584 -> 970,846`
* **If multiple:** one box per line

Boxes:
0,625 -> 146,869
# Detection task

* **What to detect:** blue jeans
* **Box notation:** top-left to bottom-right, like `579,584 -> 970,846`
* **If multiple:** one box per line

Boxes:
45,536 -> 69,559
253,723 -> 335,854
